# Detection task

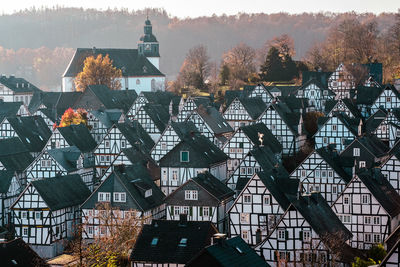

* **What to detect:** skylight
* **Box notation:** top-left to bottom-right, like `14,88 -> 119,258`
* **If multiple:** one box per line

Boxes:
178,238 -> 187,247
151,237 -> 158,246
235,246 -> 243,254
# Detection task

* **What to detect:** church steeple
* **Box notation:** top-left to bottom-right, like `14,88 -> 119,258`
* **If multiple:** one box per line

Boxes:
138,18 -> 160,69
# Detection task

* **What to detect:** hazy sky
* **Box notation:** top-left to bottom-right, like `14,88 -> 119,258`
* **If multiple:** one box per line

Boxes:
1,0 -> 398,17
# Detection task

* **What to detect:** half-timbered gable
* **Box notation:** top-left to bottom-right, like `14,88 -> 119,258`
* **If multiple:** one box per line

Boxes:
176,96 -> 212,122
355,85 -> 384,118
328,63 -> 355,99
223,97 -> 266,130
332,169 -> 400,250
25,149 -> 68,181
296,79 -> 335,111
371,85 -> 400,114
381,149 -> 400,194
256,103 -> 305,156
0,170 -> 21,226
159,134 -> 228,195
151,121 -> 198,162
223,123 -> 280,177
11,174 -> 90,258
88,109 -> 124,143
226,146 -> 283,192
165,171 -> 234,232
380,238 -> 400,267
248,84 -> 273,104
314,114 -> 358,152
81,165 -> 165,240
187,105 -> 233,148
126,91 -> 177,119
340,136 -> 389,172
256,192 -> 353,266
135,103 -> 170,142
289,146 -> 352,205
0,75 -> 41,106
365,108 -> 390,143
94,120 -> 154,177
325,98 -> 361,118
130,218 -> 217,267
229,172 -> 298,245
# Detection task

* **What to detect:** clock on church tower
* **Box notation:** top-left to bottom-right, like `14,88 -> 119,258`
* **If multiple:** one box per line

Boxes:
138,18 -> 160,70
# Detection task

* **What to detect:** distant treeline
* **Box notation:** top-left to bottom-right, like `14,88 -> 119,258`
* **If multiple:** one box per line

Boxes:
0,7 -> 396,90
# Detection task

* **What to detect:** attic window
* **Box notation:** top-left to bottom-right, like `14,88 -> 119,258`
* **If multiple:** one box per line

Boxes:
178,238 -> 188,247
145,189 -> 152,198
151,237 -> 158,246
180,151 -> 189,162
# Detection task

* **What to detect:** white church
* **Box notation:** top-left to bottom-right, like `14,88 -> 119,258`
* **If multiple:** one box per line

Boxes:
62,18 -> 165,92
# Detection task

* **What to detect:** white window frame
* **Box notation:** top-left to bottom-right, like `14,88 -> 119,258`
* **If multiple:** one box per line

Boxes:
113,192 -> 126,202
98,192 -> 111,202
243,194 -> 252,204
353,148 -> 360,157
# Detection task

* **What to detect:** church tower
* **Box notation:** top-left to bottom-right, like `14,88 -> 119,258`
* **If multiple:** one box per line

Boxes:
138,18 -> 160,69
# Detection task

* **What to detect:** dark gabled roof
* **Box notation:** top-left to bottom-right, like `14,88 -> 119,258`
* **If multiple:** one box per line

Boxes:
187,236 -> 268,267
0,137 -> 34,172
28,91 -> 62,114
0,238 -> 48,267
90,109 -> 123,129
357,168 -> 400,218
288,192 -> 353,250
63,48 -> 164,77
277,96 -> 309,111
324,99 -> 338,115
299,78 -> 334,96
302,71 -> 332,87
192,96 -> 213,107
241,123 -> 282,152
58,124 -> 97,153
141,91 -> 178,106
141,103 -> 170,132
0,101 -> 23,121
316,147 -> 352,183
355,86 -> 384,105
224,90 -> 249,108
171,121 -> 199,139
192,172 -> 234,201
130,219 -> 217,264
336,113 -> 361,136
239,97 -> 267,119
116,120 -> 155,154
112,165 -> 164,211
356,135 -> 390,158
270,102 -> 302,136
47,146 -> 81,172
341,98 -> 362,118
121,146 -> 157,167
0,170 -> 15,194
159,134 -> 228,168
7,116 -> 52,152
0,75 -> 41,93
264,86 -> 300,97
31,174 -> 90,211
195,105 -> 233,135
365,108 -> 388,134
258,171 -> 298,210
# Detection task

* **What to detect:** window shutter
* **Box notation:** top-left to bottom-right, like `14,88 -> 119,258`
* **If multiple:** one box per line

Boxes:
285,230 -> 289,240
299,230 -> 303,241
40,212 -> 43,220
189,207 -> 193,217
169,206 -> 173,216
200,207 -> 203,216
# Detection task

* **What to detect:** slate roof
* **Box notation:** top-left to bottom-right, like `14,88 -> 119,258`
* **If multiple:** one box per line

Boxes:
0,170 -> 15,194
141,103 -> 170,132
192,172 -> 234,201
0,75 -> 41,93
302,71 -> 332,87
28,91 -> 63,114
195,105 -> 233,135
364,62 -> 383,85
299,78 -> 335,97
63,48 -> 165,77
47,146 -> 81,172
90,109 -> 123,129
171,121 -> 199,139
58,124 -> 97,153
336,113 -> 361,136
316,147 -> 352,183
0,101 -> 23,122
355,86 -> 384,105
115,120 -> 155,154
270,103 -> 303,136
357,168 -> 400,218
241,123 -> 282,152
130,219 -> 217,264
0,137 -> 34,172
365,108 -> 388,134
159,134 -> 228,168
187,236 -> 268,267
7,116 -> 52,152
29,174 -> 90,211
355,135 -> 390,158
239,98 -> 267,119
0,238 -> 48,267
341,98 -> 362,117
224,90 -> 248,108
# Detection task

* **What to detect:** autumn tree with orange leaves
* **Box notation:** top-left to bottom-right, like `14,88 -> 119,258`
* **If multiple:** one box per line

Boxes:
74,54 -> 122,92
53,108 -> 89,129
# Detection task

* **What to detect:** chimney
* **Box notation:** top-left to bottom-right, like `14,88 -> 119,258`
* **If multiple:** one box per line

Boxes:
179,214 -> 188,227
358,119 -> 363,136
212,233 -> 227,246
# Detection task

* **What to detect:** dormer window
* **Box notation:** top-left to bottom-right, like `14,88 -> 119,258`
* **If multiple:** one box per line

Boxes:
98,192 -> 111,202
113,192 -> 126,202
180,151 -> 189,162
151,237 -> 158,246
145,189 -> 152,198
178,238 -> 188,247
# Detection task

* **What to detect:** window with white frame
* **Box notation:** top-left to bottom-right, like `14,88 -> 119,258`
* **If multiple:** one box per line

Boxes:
241,230 -> 249,241
353,148 -> 360,157
88,226 -> 93,235
277,229 -> 286,240
373,216 -> 380,225
263,195 -> 270,205
328,171 -> 333,178
361,194 -> 370,204
113,192 -> 126,202
364,216 -> 371,224
182,206 -> 189,214
203,207 -> 209,217
22,227 -> 29,237
332,185 -> 337,194
145,189 -> 152,198
180,151 -> 189,162
161,142 -> 167,150
321,171 -> 327,178
301,170 -> 306,178
364,233 -> 372,243
303,230 -> 311,242
343,196 -> 350,205
240,213 -> 250,223
332,125 -> 337,131
184,190 -> 198,200
174,206 -> 180,216
105,141 -> 110,148
359,161 -> 366,168
243,194 -> 252,204
240,167 -> 246,175
373,234 -> 381,243
98,192 -> 111,202
172,169 -> 178,180
35,211 -> 41,220
121,140 -> 126,148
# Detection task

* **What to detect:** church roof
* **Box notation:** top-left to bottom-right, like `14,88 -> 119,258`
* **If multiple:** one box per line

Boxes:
63,48 -> 164,78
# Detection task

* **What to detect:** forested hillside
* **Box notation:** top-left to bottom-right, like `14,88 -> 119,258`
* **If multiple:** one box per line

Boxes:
0,7 -> 396,90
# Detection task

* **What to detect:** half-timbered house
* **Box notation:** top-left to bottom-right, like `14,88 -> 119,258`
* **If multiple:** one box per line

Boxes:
176,96 -> 212,122
88,109 -> 124,143
11,174 -> 90,258
228,171 -> 298,245
332,169 -> 400,250
371,84 -> 400,114
295,79 -> 335,111
159,133 -> 228,195
247,84 -> 274,104
380,147 -> 400,194
380,238 -> 400,266
0,75 -> 41,106
324,98 -> 362,118
365,108 -> 390,144
223,97 -> 266,130
81,164 -> 165,240
165,171 -> 234,232
256,192 -> 354,266
328,63 -> 355,99
0,170 -> 21,226
355,85 -> 384,118
135,103 -> 170,142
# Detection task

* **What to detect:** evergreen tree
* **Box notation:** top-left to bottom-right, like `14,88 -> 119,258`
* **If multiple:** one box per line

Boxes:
259,47 -> 285,81
219,64 -> 230,85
